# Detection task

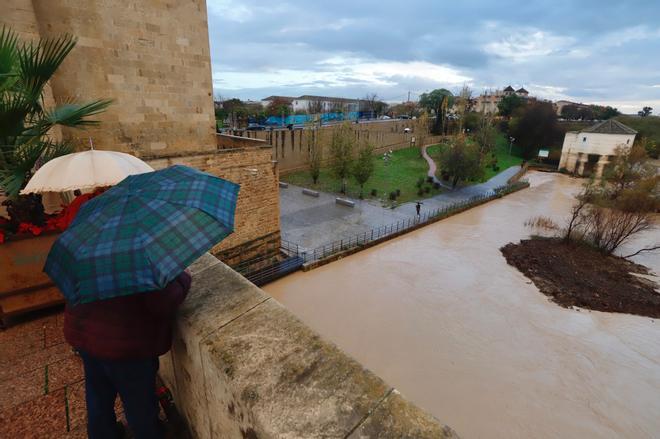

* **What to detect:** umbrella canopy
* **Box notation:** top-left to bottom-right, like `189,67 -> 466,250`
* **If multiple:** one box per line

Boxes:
21,150 -> 154,194
44,165 -> 240,304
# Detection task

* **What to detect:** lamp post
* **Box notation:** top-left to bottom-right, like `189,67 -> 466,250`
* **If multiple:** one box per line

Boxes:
509,136 -> 515,155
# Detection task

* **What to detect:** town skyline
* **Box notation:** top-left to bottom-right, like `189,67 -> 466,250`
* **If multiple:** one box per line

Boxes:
207,0 -> 660,113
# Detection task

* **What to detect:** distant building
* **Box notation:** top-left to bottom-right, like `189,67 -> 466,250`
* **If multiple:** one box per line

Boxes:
261,95 -> 359,113
555,100 -> 590,117
475,85 -> 531,114
558,119 -> 637,177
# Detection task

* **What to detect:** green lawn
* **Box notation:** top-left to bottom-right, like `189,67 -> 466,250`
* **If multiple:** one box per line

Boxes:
482,134 -> 524,180
281,146 -> 444,205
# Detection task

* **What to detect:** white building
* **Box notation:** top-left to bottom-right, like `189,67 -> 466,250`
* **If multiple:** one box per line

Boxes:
261,95 -> 359,113
475,86 -> 530,114
558,119 -> 637,177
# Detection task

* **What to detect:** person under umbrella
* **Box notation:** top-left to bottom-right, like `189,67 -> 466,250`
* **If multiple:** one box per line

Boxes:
45,165 -> 239,438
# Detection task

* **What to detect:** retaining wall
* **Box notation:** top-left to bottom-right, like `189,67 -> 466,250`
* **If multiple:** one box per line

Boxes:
160,254 -> 459,438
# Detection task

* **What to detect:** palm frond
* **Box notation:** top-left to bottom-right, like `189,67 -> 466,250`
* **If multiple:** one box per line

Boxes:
17,33 -> 76,105
0,91 -> 31,139
42,99 -> 113,128
0,26 -> 19,93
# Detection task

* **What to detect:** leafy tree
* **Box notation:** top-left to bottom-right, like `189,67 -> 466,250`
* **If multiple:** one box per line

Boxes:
0,27 -> 111,199
329,123 -> 354,193
509,101 -> 562,159
638,106 -> 653,117
306,128 -> 322,184
266,97 -> 292,117
438,136 -> 483,188
419,88 -> 453,134
497,94 -> 524,117
352,142 -> 374,198
596,105 -> 620,119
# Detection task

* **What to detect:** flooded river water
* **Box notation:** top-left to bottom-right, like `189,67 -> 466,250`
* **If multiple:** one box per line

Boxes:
265,172 -> 660,438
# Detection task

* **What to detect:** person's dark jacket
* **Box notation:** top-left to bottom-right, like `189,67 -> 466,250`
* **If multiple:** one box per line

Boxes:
64,272 -> 192,360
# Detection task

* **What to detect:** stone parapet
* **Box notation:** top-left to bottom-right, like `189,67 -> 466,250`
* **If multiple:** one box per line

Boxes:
160,254 -> 459,438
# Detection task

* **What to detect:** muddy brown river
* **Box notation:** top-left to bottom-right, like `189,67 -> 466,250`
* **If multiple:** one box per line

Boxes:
265,172 -> 660,438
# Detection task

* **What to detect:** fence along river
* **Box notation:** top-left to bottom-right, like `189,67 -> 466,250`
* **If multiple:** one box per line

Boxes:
265,172 -> 660,439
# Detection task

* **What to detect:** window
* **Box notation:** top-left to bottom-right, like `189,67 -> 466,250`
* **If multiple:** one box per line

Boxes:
583,137 -> 587,142
626,139 -> 630,144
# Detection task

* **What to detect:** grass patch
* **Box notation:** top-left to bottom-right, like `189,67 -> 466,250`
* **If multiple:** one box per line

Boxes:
616,115 -> 660,145
281,146 -> 444,205
481,134 -> 524,181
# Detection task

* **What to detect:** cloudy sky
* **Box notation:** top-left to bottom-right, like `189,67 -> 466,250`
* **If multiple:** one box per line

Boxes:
206,0 -> 660,113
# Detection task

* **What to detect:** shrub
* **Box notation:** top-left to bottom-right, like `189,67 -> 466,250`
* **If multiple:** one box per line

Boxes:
493,166 -> 500,172
433,182 -> 441,190
416,177 -> 424,188
417,188 -> 424,196
426,176 -> 434,183
370,189 -> 378,197
389,191 -> 397,200
396,189 -> 401,196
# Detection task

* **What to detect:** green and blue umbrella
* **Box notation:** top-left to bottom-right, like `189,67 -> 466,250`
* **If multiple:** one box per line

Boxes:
44,165 -> 240,305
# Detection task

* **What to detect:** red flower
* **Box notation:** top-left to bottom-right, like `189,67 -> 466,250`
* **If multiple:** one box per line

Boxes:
18,222 -> 31,233
0,230 -> 4,244
28,224 -> 43,236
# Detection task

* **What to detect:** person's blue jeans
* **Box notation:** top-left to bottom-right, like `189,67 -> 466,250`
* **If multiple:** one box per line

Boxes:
79,351 -> 162,439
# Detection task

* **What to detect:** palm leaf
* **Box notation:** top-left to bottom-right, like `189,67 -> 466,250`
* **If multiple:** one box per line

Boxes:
42,99 -> 113,128
0,26 -> 19,93
17,33 -> 76,106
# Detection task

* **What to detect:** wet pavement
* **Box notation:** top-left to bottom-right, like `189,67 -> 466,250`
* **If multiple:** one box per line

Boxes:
279,165 -> 521,251
266,172 -> 660,439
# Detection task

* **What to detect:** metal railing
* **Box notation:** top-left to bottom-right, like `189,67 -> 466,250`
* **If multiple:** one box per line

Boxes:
235,180 -> 529,286
302,181 -> 529,263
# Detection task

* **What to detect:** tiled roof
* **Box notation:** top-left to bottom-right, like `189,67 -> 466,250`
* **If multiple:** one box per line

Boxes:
503,85 -> 515,92
582,119 -> 637,135
516,87 -> 528,94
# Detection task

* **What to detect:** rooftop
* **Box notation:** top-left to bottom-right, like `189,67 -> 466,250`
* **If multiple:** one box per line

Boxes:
582,119 -> 637,135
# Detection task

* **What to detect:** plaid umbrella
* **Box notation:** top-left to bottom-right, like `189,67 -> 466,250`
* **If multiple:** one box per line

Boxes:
44,165 -> 240,305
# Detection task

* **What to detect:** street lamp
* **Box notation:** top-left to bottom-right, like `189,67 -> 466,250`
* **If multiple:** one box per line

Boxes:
509,136 -> 515,155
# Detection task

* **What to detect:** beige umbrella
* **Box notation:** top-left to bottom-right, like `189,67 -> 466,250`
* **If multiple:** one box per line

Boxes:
21,150 -> 154,195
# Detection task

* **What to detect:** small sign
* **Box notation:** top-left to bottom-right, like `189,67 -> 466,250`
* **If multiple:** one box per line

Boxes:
538,149 -> 550,158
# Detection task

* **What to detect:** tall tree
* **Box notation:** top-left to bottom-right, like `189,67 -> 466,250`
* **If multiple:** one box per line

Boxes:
438,136 -> 483,188
306,128 -> 322,184
474,113 -> 497,156
509,101 -> 562,159
455,85 -> 473,132
329,123 -> 354,193
414,112 -> 430,156
352,142 -> 375,198
638,106 -> 653,117
265,98 -> 292,117
420,89 -> 454,135
497,94 -> 524,117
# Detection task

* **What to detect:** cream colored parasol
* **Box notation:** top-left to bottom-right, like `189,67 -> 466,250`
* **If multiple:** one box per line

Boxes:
21,150 -> 154,194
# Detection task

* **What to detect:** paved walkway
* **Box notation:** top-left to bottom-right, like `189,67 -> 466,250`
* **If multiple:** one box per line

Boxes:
0,309 -> 101,437
280,165 -> 521,251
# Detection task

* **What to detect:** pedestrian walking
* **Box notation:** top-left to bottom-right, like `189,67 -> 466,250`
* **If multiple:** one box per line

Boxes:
416,201 -> 423,216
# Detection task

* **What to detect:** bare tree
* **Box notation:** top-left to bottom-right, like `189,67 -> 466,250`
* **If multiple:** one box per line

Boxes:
308,98 -> 324,115
306,128 -> 322,184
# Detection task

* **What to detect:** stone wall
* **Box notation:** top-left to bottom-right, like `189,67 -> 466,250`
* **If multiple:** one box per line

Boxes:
145,147 -> 281,266
4,1 -> 282,265
160,253 -> 459,439
216,134 -> 267,150
228,121 -> 441,174
27,0 -> 217,156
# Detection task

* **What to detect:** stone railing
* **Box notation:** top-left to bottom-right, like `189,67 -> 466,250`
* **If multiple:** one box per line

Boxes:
159,254 -> 459,438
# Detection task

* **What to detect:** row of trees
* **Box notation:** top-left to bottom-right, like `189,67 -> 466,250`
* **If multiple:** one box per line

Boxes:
560,104 -> 620,121
307,123 -> 375,198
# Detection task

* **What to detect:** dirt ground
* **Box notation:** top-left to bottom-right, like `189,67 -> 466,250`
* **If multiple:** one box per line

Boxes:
501,238 -> 660,319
